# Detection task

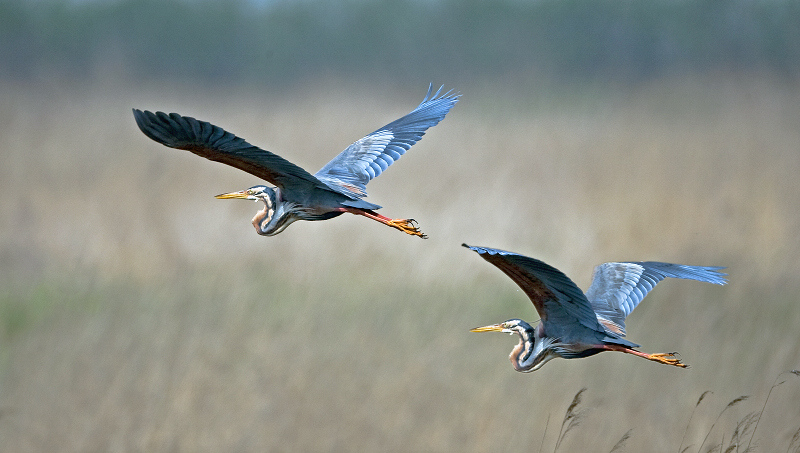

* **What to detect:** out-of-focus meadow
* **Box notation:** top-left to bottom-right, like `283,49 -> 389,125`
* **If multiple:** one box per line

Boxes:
2,1 -> 800,451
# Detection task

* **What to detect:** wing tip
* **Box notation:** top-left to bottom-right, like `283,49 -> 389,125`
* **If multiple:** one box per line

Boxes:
132,108 -> 164,142
131,107 -> 148,124
686,265 -> 729,286
463,243 -> 485,254
132,108 -> 168,131
706,268 -> 728,285
423,83 -> 461,104
462,243 -> 512,257
640,261 -> 730,286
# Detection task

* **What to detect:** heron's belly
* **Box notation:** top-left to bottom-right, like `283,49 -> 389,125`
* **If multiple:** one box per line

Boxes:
562,348 -> 604,359
301,209 -> 345,222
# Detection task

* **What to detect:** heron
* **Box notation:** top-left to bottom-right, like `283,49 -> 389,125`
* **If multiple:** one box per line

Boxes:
133,85 -> 458,238
464,244 -> 727,371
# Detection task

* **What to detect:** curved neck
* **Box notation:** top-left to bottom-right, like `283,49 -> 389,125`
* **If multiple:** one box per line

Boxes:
509,321 -> 536,371
510,322 -> 555,372
251,188 -> 298,236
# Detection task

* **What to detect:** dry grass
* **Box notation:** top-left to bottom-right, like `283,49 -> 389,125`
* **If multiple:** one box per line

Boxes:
1,73 -> 799,451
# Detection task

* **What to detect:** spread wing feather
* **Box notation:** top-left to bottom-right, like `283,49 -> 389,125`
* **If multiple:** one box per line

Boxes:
133,109 -> 327,194
314,85 -> 459,199
585,262 -> 727,336
463,244 -> 606,338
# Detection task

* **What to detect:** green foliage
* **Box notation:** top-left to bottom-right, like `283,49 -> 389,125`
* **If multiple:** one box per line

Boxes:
1,0 -> 799,85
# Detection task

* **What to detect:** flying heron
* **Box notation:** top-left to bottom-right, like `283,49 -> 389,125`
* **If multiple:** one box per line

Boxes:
464,244 -> 727,371
133,85 -> 458,238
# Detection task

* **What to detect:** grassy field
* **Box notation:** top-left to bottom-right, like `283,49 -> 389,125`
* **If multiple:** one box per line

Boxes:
1,74 -> 799,451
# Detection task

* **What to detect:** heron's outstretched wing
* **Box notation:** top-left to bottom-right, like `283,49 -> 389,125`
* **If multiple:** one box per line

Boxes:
314,85 -> 459,199
133,109 -> 327,193
463,244 -> 606,337
585,262 -> 727,336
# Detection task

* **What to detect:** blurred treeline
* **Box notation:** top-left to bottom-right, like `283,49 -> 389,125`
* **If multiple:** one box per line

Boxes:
2,0 -> 799,86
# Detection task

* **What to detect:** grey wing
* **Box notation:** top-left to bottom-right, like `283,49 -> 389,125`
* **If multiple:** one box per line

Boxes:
463,244 -> 606,338
314,85 -> 459,199
585,261 -> 727,336
133,109 -> 328,193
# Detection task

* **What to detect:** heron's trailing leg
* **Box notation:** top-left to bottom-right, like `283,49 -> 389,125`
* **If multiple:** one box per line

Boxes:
601,344 -> 688,368
347,209 -> 427,238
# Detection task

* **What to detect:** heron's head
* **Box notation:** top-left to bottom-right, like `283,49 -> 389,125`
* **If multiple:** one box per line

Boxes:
215,185 -> 275,202
471,319 -> 559,372
470,319 -> 531,336
215,186 -> 298,236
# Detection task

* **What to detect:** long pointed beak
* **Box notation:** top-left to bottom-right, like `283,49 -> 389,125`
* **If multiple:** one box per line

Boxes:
470,324 -> 505,333
215,190 -> 249,199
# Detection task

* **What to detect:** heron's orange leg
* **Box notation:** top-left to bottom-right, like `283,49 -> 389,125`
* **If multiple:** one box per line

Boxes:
344,208 -> 427,238
600,344 -> 688,368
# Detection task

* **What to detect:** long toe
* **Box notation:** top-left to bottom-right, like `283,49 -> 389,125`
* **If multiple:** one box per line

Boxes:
649,353 -> 688,368
389,219 -> 427,238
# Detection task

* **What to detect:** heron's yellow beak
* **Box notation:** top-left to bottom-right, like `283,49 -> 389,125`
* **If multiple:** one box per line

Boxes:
215,190 -> 249,199
470,324 -> 505,333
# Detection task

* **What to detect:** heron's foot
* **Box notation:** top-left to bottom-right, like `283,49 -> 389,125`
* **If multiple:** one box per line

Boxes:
387,218 -> 427,239
648,352 -> 688,368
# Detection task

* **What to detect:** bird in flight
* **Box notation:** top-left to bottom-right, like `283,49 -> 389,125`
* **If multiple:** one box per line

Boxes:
133,85 -> 458,238
464,244 -> 727,371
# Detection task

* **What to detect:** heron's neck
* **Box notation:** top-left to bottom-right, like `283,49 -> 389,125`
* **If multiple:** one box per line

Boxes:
253,202 -> 272,234
509,322 -> 537,372
511,322 -> 561,372
251,189 -> 298,236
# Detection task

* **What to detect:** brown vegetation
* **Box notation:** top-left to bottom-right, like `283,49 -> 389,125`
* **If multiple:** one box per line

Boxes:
0,74 -> 798,450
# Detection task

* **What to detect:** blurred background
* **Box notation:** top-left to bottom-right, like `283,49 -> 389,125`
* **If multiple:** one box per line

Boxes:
1,0 -> 799,450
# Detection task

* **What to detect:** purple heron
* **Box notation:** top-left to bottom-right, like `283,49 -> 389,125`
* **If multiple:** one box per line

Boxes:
133,85 -> 458,238
465,244 -> 727,371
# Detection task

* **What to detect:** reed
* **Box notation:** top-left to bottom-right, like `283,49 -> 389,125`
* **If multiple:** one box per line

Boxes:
0,75 -> 798,451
